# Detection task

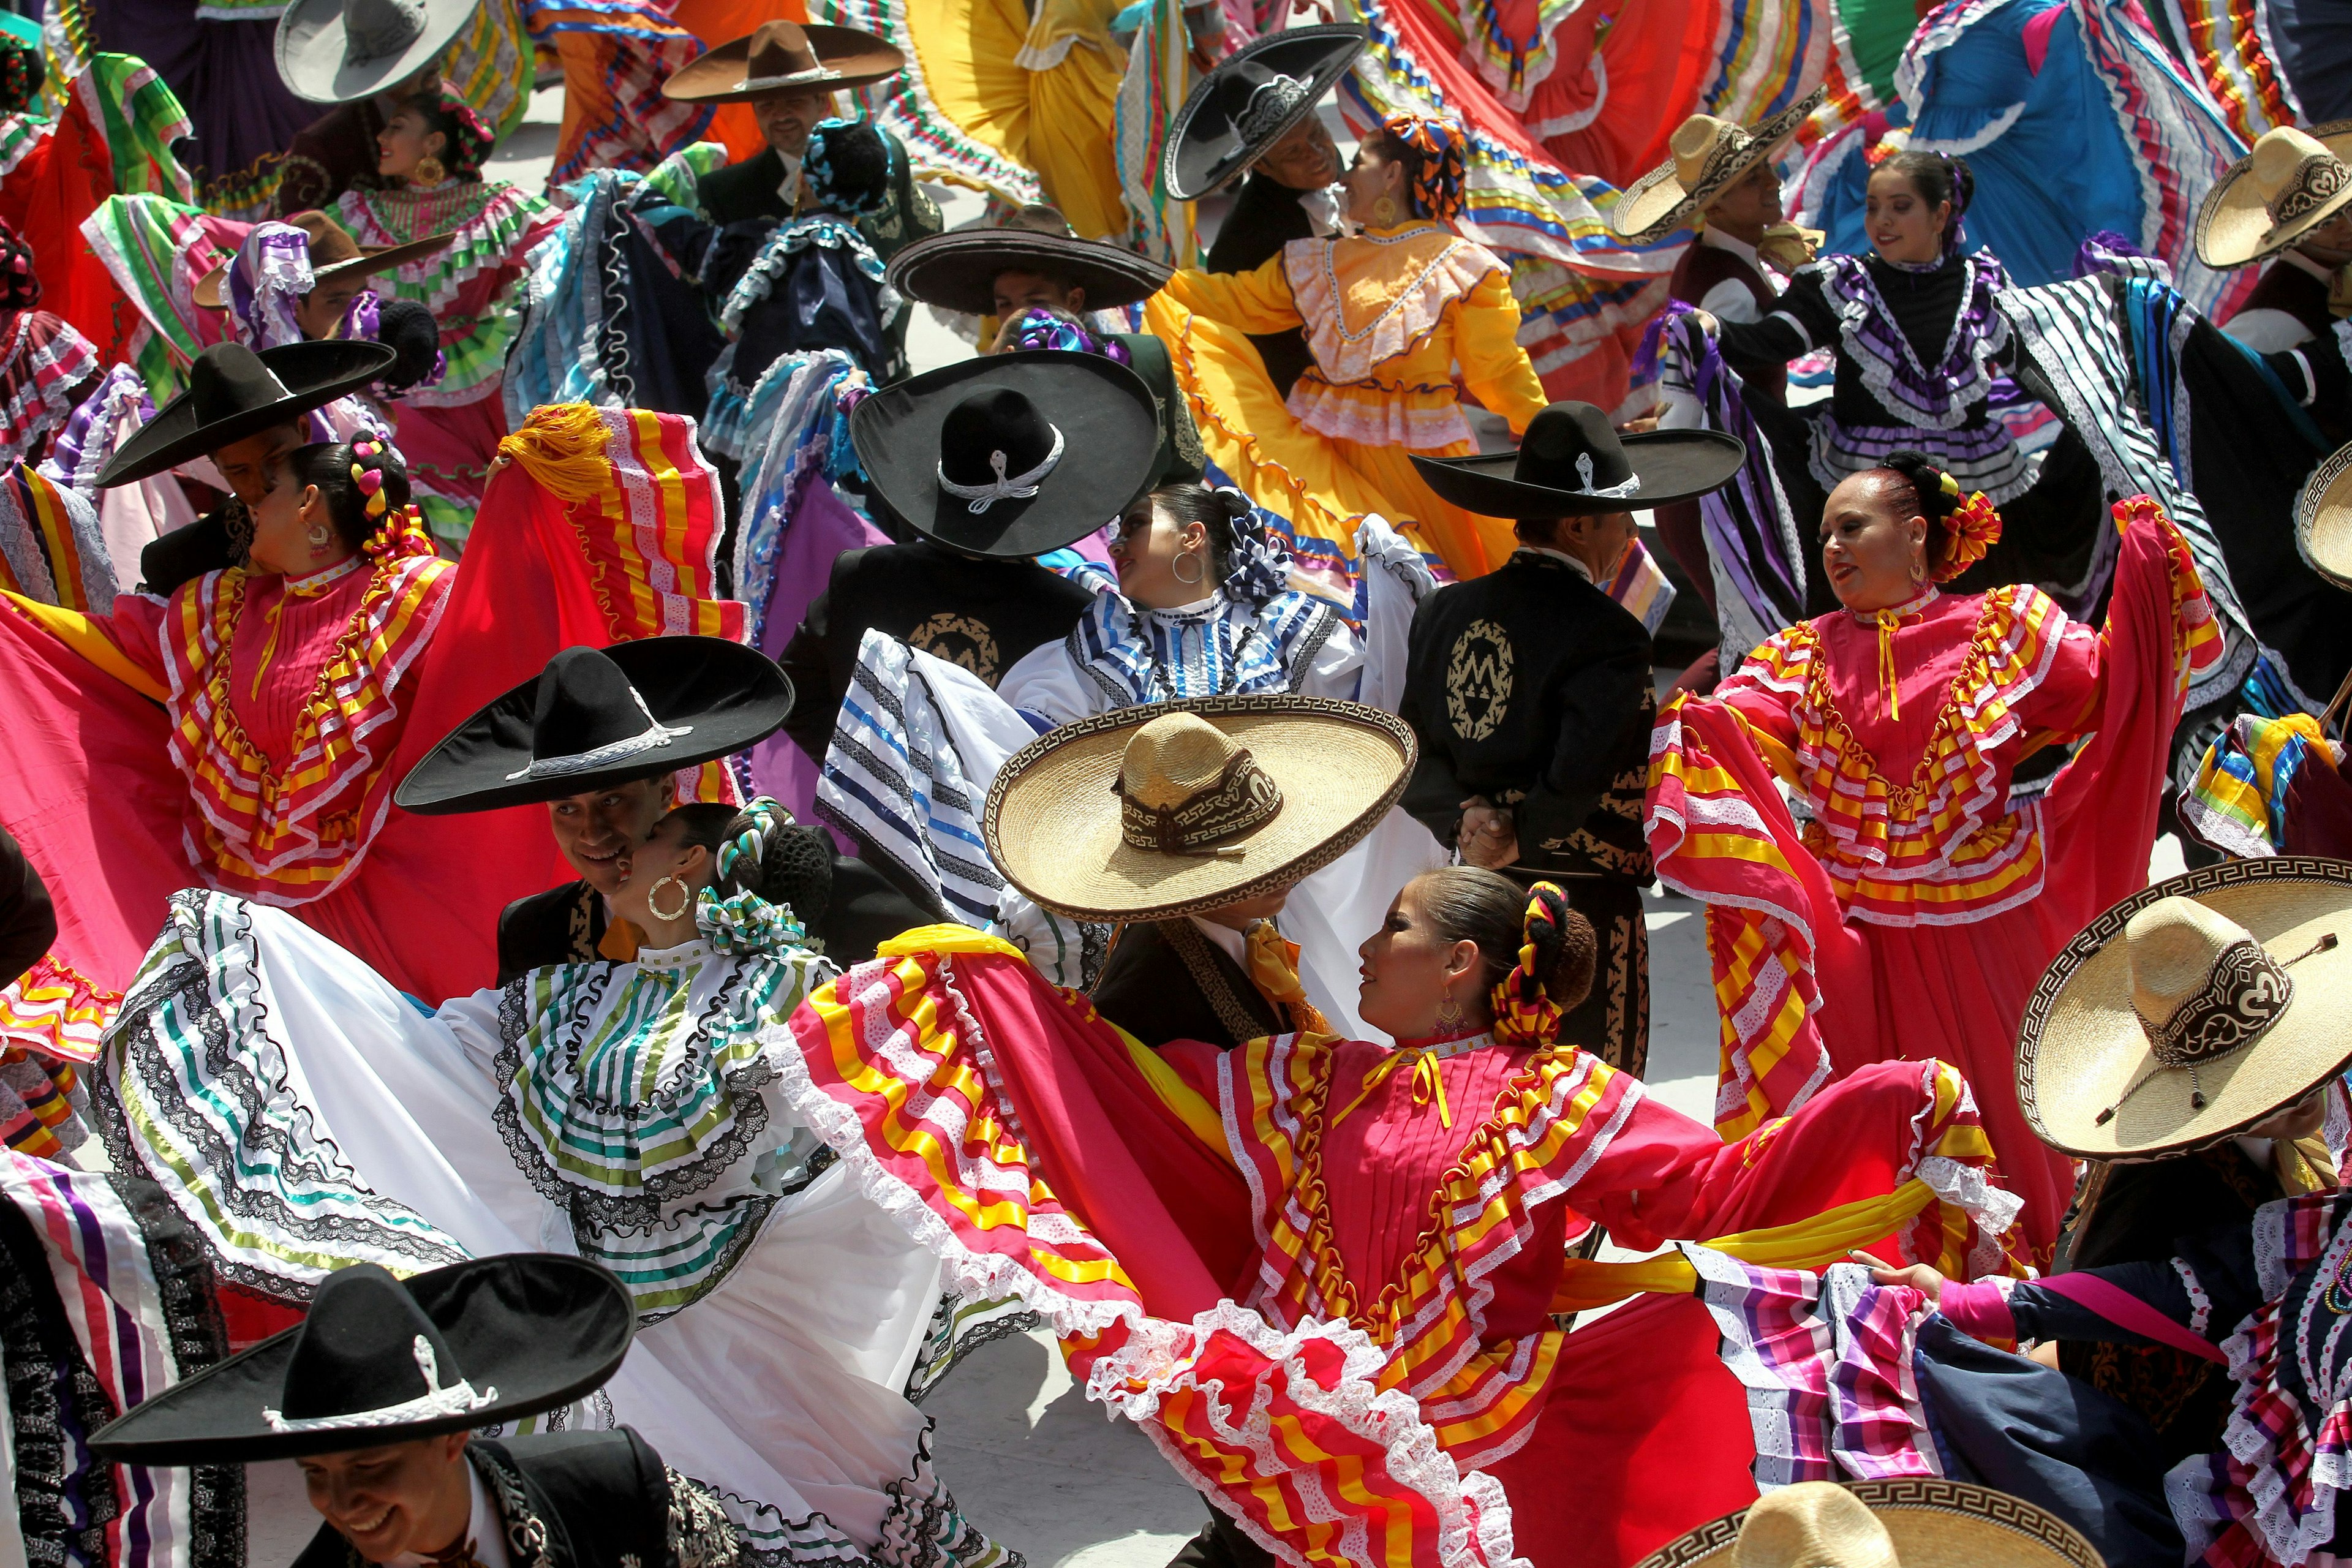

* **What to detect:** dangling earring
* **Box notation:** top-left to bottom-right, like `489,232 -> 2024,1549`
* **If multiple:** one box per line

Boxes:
648,875 -> 690,922
1171,549 -> 1205,586
1434,991 -> 1465,1032
1371,194 -> 1401,226
306,513 -> 333,552
411,153 -> 445,188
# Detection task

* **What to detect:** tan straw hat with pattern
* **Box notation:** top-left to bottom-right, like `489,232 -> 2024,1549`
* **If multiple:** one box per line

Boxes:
2296,439 -> 2352,592
2194,121 -> 2352,269
2016,856 -> 2352,1159
983,695 -> 1412,921
1610,87 -> 1825,244
1634,1480 -> 2103,1568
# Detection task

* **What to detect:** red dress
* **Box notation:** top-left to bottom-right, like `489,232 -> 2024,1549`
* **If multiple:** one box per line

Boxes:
0,406 -> 742,1065
785,935 -> 2029,1568
1647,499 -> 2224,1262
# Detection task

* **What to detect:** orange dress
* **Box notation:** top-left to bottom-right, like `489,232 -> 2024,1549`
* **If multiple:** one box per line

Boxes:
1151,219 -> 1549,578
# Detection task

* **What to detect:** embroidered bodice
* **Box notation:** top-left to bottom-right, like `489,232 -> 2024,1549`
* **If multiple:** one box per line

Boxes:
1713,581 -> 2099,923
997,564 -> 1351,722
453,937 -> 837,1317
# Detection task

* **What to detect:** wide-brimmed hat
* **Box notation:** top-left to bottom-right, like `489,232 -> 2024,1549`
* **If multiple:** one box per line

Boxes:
1163,24 -> 1364,202
2296,439 -> 2352,591
396,638 -> 794,815
276,0 -> 475,105
2015,856 -> 2352,1159
1635,1480 -> 2103,1568
1410,401 -> 1746,519
89,1255 -> 631,1464
2196,121 -> 2352,269
1610,87 -> 1826,244
887,206 -> 1173,317
984,696 -> 1414,921
851,349 -> 1159,557
194,210 -> 455,309
96,339 -> 398,489
661,19 -> 903,104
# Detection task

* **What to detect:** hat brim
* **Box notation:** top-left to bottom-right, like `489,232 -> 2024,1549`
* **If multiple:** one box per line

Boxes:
660,25 -> 905,102
1634,1479 -> 2105,1568
394,636 -> 795,815
274,0 -> 478,105
195,232 -> 459,310
95,339 -> 399,488
2195,121 -> 2352,268
2016,855 -> 2352,1160
984,695 -> 1415,921
1608,86 -> 1826,244
1408,429 -> 1747,518
887,230 -> 1174,317
1162,24 -> 1365,202
851,349 -> 1161,558
88,1254 -> 633,1464
2295,439 -> 2352,591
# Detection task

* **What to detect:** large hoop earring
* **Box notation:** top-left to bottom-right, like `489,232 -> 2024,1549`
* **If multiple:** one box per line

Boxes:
648,875 -> 690,922
1172,550 -> 1205,586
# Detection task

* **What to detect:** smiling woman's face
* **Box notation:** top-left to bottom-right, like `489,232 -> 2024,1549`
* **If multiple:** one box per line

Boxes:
296,1432 -> 472,1562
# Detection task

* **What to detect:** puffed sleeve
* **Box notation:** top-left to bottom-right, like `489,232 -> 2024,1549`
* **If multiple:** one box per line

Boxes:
1159,251 -> 1305,334
1452,270 -> 1548,436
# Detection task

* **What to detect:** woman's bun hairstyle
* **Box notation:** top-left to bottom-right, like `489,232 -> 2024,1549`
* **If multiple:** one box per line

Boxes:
1415,867 -> 1598,1015
666,803 -> 835,920
1875,450 -> 1954,526
371,298 -> 442,394
1874,448 -> 2000,582
1144,481 -> 1264,582
284,436 -> 412,549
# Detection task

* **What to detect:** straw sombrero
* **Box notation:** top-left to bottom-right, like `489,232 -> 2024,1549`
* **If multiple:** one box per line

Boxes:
2015,856 -> 2352,1160
2195,121 -> 2352,270
984,696 -> 1414,921
660,19 -> 903,103
2294,439 -> 2352,592
194,211 -> 453,310
1635,1480 -> 2103,1568
1610,87 -> 1825,244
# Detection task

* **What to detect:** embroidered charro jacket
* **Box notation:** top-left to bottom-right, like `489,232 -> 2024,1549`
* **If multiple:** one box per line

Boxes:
1399,550 -> 1655,882
291,1430 -> 739,1568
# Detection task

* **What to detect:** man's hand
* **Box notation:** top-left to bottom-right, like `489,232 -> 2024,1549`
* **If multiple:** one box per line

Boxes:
1458,802 -> 1520,870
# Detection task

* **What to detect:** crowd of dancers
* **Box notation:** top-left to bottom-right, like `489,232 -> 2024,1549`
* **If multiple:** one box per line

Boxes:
0,0 -> 2346,1567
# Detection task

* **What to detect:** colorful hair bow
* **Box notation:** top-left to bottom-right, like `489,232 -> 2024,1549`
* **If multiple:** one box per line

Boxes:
1384,114 -> 1469,224
1490,880 -> 1572,1049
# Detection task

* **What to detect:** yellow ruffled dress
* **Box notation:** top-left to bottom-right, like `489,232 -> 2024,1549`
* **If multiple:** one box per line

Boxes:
1149,220 -> 1550,578
1015,0 -> 1131,239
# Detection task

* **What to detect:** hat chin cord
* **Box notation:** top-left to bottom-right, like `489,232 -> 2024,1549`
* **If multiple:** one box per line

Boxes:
262,1335 -> 498,1433
505,688 -> 695,783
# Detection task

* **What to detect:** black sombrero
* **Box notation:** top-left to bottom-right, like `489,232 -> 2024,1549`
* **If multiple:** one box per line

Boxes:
887,208 -> 1173,317
96,339 -> 399,489
395,638 -> 794,816
851,349 -> 1159,558
1163,24 -> 1363,202
1410,401 -> 1746,519
276,0 -> 479,105
89,1255 -> 632,1465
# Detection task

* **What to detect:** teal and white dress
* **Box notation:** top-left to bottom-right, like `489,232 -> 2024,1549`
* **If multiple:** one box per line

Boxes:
96,888 -> 1011,1568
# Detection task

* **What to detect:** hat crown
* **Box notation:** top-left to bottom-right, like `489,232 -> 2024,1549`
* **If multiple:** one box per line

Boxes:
187,343 -> 295,426
285,209 -> 365,268
1670,115 -> 1741,187
939,386 -> 1059,495
2250,127 -> 2352,230
1005,205 -> 1076,238
278,1264 -> 461,1422
1114,712 -> 1285,855
530,646 -> 660,763
1734,1483 -> 1901,1568
2124,895 -> 2296,1067
1516,402 -> 1635,498
745,20 -> 823,81
344,0 -> 427,64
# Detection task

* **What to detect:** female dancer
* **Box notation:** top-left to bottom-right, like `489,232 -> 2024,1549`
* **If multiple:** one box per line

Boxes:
783,693 -> 2030,1568
96,792 -> 1010,1568
1647,452 -> 2223,1261
0,369 -> 740,1064
1676,151 -> 2102,623
0,219 -> 99,470
1147,114 -> 1550,579
343,85 -> 557,544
